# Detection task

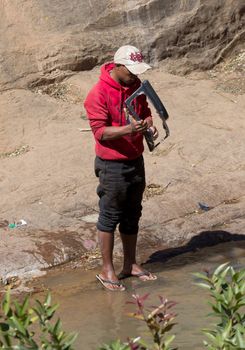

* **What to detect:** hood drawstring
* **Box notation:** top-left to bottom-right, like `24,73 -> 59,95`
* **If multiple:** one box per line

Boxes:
120,89 -> 123,126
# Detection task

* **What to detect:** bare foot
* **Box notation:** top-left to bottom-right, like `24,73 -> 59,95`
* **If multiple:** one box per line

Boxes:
96,274 -> 126,291
119,264 -> 157,281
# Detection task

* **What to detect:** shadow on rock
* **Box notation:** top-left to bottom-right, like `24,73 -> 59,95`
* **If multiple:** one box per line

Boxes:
145,230 -> 245,266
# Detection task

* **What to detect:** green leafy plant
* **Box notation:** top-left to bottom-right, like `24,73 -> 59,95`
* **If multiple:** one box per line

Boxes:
194,262 -> 245,350
127,293 -> 177,350
100,293 -> 178,350
0,289 -> 77,349
98,339 -> 131,349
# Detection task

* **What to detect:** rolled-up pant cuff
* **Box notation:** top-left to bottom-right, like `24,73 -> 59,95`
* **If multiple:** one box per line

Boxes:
96,222 -> 116,234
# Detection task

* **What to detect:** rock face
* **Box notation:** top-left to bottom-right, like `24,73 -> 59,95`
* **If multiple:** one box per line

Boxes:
0,0 -> 244,90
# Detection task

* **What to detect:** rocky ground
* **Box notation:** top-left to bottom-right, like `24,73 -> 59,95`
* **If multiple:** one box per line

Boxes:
0,47 -> 244,291
0,0 -> 245,291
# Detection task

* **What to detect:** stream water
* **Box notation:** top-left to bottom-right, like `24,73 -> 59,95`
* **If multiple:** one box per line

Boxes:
33,240 -> 245,350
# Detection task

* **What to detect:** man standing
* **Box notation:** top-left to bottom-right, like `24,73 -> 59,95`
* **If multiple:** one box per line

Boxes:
84,45 -> 158,291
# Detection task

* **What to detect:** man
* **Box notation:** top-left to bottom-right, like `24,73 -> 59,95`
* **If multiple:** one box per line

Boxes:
84,45 -> 158,291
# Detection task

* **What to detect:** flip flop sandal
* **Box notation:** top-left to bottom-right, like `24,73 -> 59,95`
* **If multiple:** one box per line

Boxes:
96,274 -> 126,291
118,271 -> 157,281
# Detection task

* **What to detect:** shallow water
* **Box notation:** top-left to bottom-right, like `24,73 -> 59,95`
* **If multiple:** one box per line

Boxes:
34,240 -> 245,350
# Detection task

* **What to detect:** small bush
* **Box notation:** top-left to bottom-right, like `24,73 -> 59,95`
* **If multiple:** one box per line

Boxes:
194,262 -> 245,349
99,293 -> 178,350
0,290 -> 77,349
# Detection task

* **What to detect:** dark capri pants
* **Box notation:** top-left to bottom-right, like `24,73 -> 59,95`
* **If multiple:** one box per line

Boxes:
94,155 -> 146,235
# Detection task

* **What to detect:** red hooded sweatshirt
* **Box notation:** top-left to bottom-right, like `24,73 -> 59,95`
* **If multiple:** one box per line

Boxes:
84,63 -> 152,160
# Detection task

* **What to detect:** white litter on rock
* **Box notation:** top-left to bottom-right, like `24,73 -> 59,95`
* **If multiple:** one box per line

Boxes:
16,219 -> 27,227
81,213 -> 99,223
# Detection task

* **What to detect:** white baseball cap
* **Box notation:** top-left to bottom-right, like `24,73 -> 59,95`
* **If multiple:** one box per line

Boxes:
114,45 -> 152,75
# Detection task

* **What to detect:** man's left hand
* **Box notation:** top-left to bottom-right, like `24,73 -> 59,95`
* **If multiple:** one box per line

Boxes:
149,126 -> 159,140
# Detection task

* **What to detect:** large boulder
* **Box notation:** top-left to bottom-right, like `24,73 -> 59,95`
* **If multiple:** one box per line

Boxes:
0,0 -> 244,90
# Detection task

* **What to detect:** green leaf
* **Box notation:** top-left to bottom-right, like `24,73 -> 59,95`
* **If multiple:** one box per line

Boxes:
192,272 -> 211,282
98,339 -> 130,350
44,293 -> 52,307
213,262 -> 230,277
13,301 -> 22,317
226,285 -> 234,304
164,334 -> 175,347
2,289 -> 11,315
235,329 -> 245,348
203,331 -> 217,343
23,314 -> 32,329
21,296 -> 30,316
135,337 -> 149,348
53,318 -> 62,334
62,332 -> 78,347
10,315 -> 27,335
2,332 -> 12,347
46,304 -> 59,318
222,319 -> 232,339
195,282 -> 211,290
34,299 -> 45,313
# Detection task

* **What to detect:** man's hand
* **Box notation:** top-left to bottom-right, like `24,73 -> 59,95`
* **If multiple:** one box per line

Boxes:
149,125 -> 159,140
130,119 -> 148,134
124,108 -> 148,134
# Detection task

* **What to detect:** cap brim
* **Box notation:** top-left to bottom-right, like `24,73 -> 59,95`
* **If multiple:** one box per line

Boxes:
126,62 -> 152,75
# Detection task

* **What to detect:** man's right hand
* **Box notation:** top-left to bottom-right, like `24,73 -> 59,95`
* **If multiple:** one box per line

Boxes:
101,117 -> 148,140
130,119 -> 148,134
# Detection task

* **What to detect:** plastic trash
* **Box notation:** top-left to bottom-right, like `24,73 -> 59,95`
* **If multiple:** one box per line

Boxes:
8,223 -> 16,229
8,219 -> 27,229
198,202 -> 210,211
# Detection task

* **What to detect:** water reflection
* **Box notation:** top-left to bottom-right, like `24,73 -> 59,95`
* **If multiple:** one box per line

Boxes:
33,236 -> 245,350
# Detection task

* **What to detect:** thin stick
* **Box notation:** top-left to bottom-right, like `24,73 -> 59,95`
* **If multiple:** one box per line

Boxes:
78,128 -> 92,132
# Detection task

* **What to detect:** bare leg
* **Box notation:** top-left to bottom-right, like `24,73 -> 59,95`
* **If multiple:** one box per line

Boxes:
120,232 -> 157,281
120,232 -> 137,271
97,230 -> 125,291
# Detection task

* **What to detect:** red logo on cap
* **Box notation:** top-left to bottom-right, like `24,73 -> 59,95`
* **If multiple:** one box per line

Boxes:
129,52 -> 143,62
